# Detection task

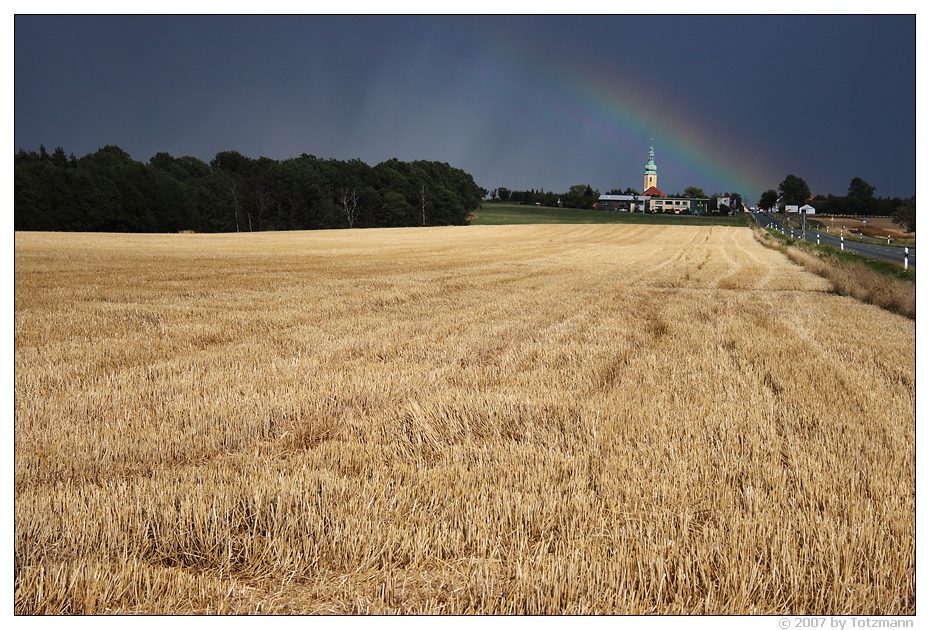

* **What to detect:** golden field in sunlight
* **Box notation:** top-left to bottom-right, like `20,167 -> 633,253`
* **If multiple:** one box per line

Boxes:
14,225 -> 915,614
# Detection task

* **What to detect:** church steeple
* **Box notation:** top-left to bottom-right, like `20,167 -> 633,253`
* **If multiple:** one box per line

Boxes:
643,144 -> 657,192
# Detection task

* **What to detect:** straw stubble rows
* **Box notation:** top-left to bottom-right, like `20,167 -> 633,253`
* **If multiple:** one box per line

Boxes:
14,225 -> 914,614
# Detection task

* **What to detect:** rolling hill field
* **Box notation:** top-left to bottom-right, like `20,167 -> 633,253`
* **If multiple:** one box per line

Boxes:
14,225 -> 915,614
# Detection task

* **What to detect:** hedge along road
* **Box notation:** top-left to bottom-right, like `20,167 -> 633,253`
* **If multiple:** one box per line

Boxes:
752,212 -> 915,268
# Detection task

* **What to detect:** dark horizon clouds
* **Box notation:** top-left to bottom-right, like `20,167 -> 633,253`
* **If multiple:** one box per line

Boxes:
14,13 -> 917,204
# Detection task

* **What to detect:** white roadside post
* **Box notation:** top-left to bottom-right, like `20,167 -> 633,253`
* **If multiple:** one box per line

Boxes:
800,211 -> 803,241
817,234 -> 820,245
841,235 -> 844,251
905,247 -> 909,270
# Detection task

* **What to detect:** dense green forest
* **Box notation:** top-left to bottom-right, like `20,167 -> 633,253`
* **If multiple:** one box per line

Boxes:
14,145 -> 487,232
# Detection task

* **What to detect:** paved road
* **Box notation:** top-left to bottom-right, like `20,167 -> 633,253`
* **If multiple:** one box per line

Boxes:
751,212 -> 914,268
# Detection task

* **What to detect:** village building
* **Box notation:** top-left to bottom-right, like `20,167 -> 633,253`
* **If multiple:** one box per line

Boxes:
779,197 -> 817,214
595,194 -> 649,212
596,145 -> 708,214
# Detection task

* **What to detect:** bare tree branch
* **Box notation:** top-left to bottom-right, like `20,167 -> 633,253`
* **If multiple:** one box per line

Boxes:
339,188 -> 360,228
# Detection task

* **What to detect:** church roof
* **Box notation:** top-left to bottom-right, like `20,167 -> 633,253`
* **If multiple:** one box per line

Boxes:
643,186 -> 666,198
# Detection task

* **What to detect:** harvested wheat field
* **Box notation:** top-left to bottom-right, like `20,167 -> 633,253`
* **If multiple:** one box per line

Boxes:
14,225 -> 915,615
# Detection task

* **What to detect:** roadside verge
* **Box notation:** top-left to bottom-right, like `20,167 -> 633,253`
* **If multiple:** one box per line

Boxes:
753,226 -> 915,320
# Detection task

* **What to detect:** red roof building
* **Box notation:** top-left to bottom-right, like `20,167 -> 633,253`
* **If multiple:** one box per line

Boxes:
642,186 -> 666,198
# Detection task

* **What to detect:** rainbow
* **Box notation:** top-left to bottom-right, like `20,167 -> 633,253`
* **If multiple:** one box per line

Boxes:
477,30 -> 783,202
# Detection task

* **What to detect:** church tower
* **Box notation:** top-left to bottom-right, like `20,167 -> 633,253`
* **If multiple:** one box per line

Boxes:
643,145 -> 657,192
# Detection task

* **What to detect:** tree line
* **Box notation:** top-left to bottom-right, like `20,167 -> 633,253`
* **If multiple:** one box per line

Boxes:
14,145 -> 487,233
487,185 -> 600,209
758,175 -> 915,232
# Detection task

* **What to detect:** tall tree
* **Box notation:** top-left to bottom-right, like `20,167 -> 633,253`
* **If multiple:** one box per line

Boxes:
892,197 -> 915,233
50,146 -> 70,169
778,174 -> 811,206
418,184 -> 429,226
758,189 -> 779,210
380,191 -> 415,226
338,187 -> 360,228
845,176 -> 877,215
683,186 -> 706,198
847,177 -> 876,199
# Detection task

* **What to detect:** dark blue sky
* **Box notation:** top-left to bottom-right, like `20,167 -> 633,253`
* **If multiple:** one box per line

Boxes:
14,13 -> 918,203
